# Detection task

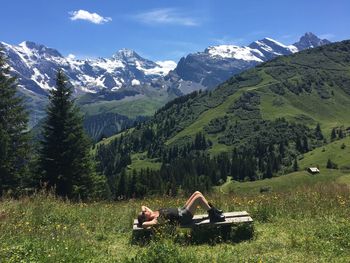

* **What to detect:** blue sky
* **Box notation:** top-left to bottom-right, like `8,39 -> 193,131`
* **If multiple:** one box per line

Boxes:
1,0 -> 349,62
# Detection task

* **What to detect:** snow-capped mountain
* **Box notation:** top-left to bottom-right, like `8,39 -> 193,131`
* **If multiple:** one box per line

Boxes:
0,41 -> 176,95
0,32 -> 331,128
166,32 -> 331,94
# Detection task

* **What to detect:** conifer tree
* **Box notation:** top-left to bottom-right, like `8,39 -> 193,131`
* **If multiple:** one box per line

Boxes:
331,128 -> 337,141
39,70 -> 106,200
0,51 -> 30,195
338,129 -> 344,139
315,123 -> 324,140
293,157 -> 299,171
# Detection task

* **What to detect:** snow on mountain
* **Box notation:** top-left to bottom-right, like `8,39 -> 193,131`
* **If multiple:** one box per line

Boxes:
0,41 -> 176,95
139,60 -> 177,76
205,45 -> 264,62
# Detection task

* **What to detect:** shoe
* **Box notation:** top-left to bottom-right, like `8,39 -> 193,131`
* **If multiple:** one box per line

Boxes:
208,202 -> 223,214
208,208 -> 226,223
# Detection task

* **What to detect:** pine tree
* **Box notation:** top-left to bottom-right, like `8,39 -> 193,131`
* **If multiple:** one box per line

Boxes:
117,170 -> 126,198
326,158 -> 338,169
302,137 -> 309,153
315,123 -> 324,140
293,157 -> 299,171
331,128 -> 337,141
39,70 -> 105,200
0,51 -> 30,195
338,129 -> 344,139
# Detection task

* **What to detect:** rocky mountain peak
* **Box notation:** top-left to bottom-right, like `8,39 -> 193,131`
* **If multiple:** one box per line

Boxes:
293,32 -> 331,50
112,48 -> 141,61
19,41 -> 63,58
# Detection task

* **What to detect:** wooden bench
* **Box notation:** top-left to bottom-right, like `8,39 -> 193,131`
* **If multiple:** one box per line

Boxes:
132,211 -> 253,231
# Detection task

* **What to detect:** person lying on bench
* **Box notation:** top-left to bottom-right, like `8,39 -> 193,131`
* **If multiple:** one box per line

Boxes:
137,191 -> 225,228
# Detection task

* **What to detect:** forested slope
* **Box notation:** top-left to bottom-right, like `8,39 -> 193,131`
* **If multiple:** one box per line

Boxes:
96,40 -> 350,199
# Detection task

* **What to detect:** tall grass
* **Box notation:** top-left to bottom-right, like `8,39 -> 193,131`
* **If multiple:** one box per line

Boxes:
1,181 -> 350,262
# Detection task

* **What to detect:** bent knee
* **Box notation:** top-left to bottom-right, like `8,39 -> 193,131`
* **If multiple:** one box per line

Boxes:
194,191 -> 202,195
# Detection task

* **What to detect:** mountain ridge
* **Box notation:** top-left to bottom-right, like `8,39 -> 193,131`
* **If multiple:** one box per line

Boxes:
1,32 -> 332,128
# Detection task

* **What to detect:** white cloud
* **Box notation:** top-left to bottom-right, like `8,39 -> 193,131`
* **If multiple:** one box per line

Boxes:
132,8 -> 199,26
69,10 -> 112,24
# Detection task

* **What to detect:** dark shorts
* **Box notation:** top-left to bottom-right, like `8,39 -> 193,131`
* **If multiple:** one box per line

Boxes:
178,207 -> 193,225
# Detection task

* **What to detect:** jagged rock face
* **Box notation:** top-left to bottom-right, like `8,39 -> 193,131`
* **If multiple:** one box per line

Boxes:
293,32 -> 331,50
174,52 -> 259,89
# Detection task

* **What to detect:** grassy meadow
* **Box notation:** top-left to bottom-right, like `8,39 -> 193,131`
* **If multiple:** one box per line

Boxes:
1,169 -> 350,262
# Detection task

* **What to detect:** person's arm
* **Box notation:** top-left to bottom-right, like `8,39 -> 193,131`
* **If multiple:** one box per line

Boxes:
141,206 -> 153,213
142,218 -> 158,228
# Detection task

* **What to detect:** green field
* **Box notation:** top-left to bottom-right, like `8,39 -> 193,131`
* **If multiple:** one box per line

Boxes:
1,169 -> 350,262
128,152 -> 162,172
81,96 -> 166,119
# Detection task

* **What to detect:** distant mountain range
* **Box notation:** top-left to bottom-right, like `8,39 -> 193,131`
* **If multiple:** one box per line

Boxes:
0,32 -> 331,130
0,42 -> 176,94
166,32 -> 331,93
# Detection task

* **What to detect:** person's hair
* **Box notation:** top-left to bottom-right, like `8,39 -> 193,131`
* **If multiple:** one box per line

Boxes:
137,212 -> 146,227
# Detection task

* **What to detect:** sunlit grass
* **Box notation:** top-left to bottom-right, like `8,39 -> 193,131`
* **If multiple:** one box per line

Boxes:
1,173 -> 350,262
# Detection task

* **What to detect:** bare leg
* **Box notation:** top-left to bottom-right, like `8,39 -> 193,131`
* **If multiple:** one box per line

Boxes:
183,191 -> 203,207
185,195 -> 211,215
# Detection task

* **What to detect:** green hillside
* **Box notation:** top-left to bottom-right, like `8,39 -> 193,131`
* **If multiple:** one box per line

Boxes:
299,136 -> 350,169
166,46 -> 350,150
95,40 -> 350,199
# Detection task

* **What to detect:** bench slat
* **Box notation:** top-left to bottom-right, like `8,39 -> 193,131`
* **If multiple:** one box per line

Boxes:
194,216 -> 253,226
